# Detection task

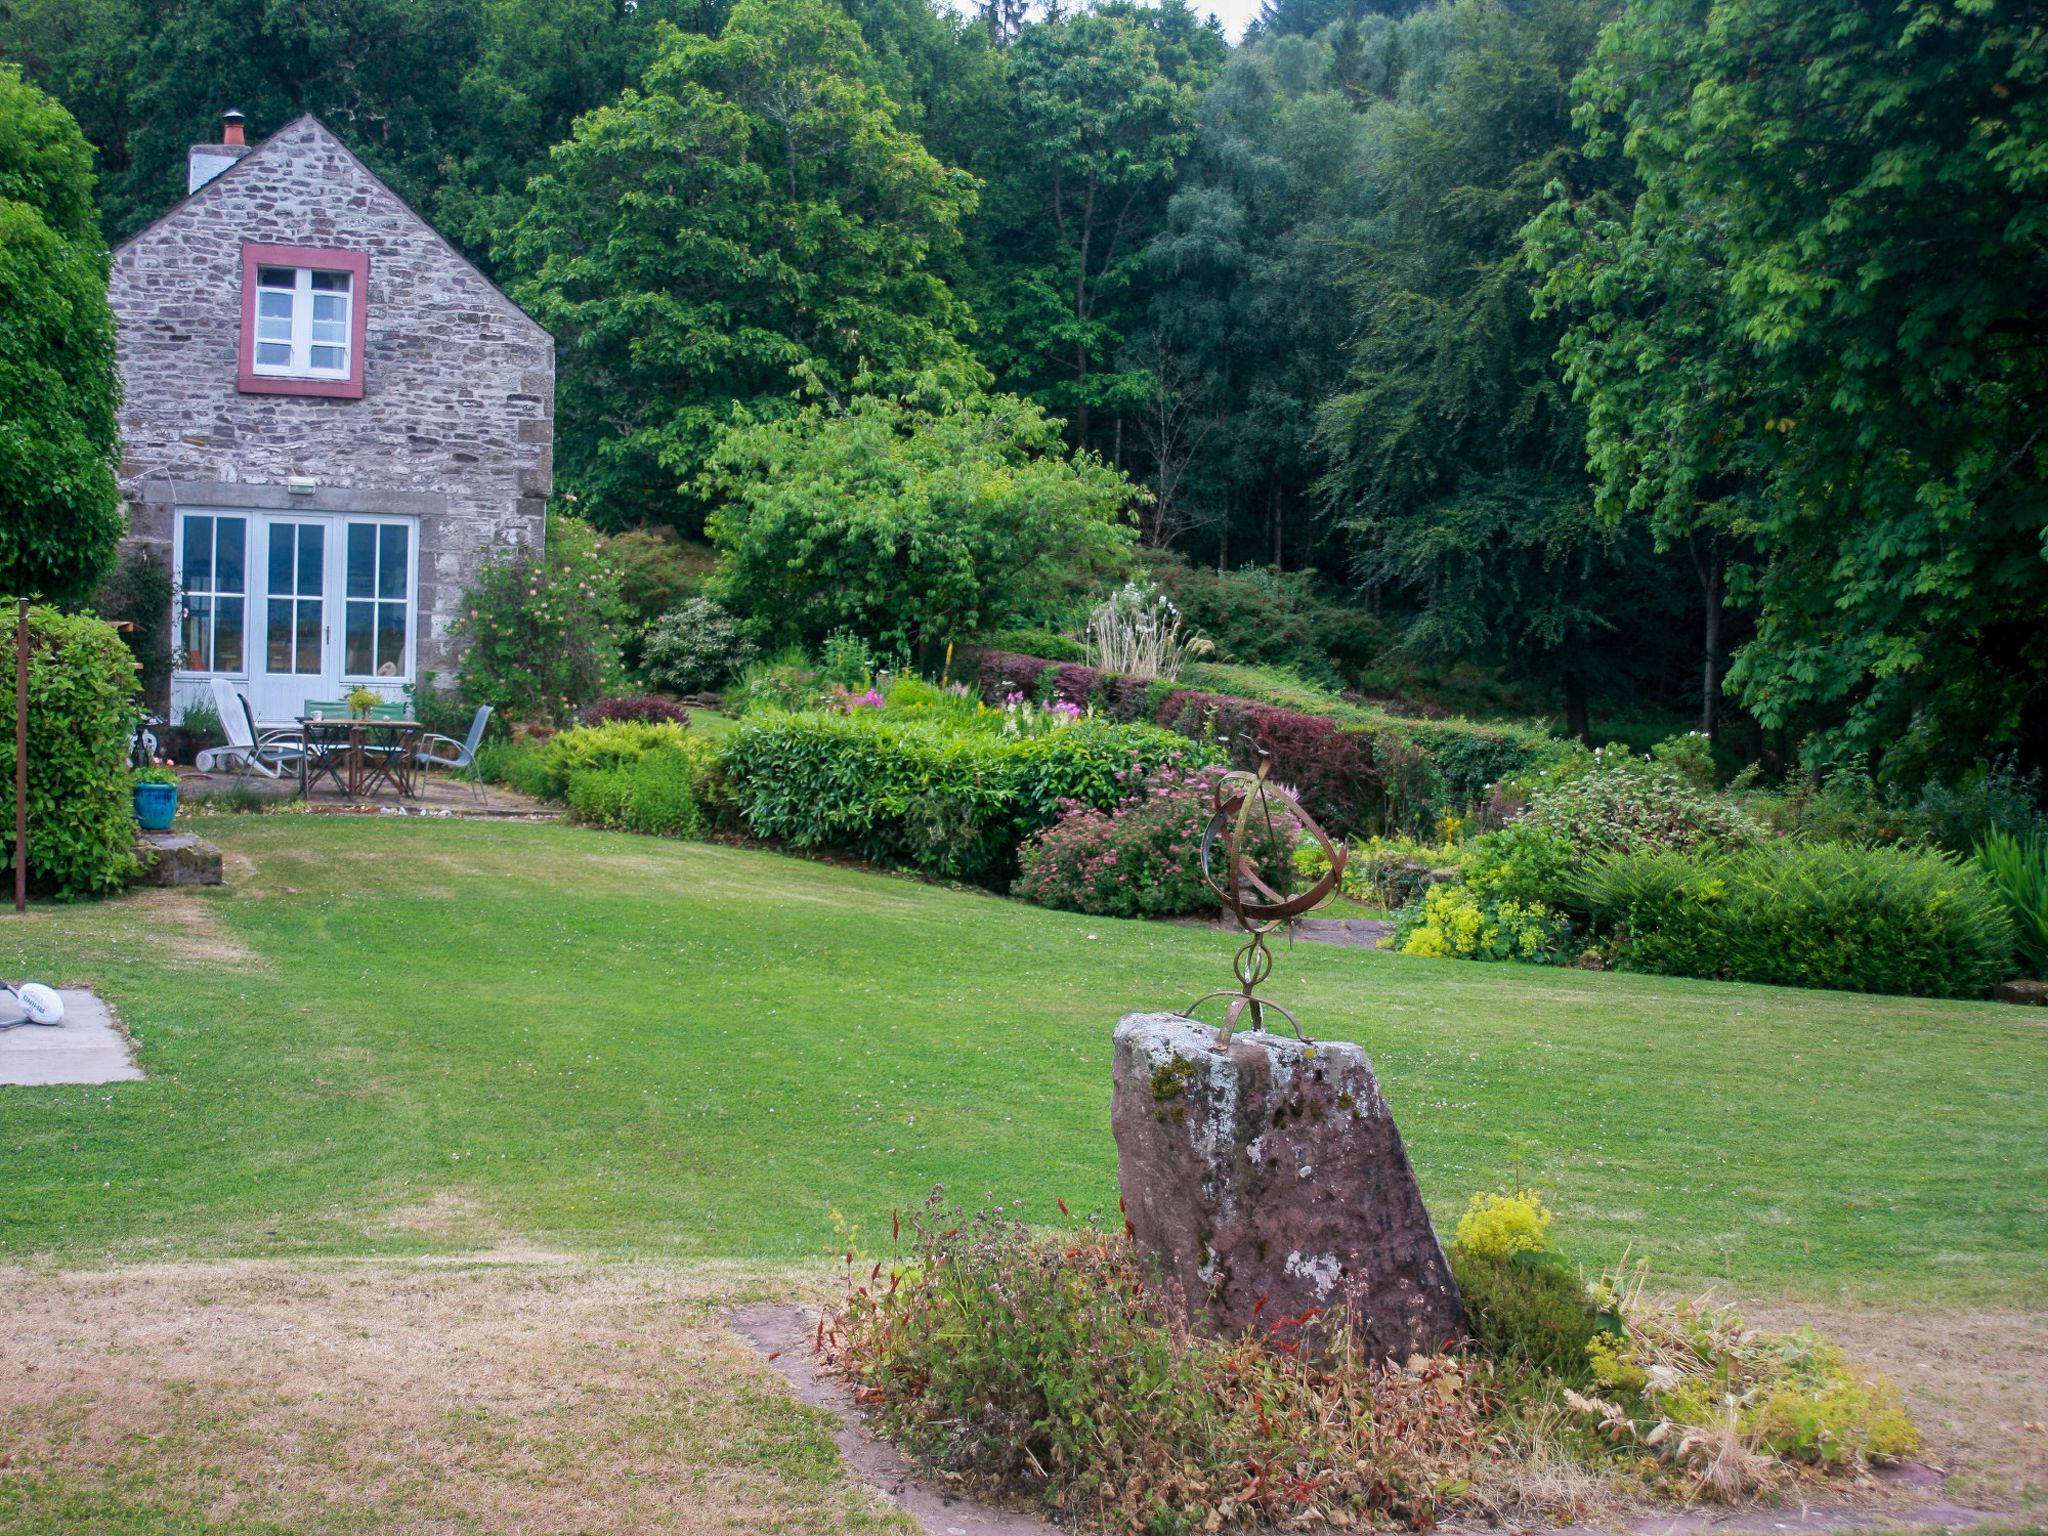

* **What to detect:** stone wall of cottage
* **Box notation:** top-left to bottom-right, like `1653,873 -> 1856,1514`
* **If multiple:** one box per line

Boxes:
110,116 -> 554,691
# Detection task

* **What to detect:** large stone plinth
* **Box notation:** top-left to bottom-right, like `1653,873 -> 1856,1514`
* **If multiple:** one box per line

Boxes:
1110,1011 -> 1464,1361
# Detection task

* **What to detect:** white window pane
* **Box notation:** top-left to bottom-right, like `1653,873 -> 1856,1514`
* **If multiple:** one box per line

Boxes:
258,290 -> 294,319
377,525 -> 407,598
214,518 -> 246,593
182,517 -> 213,591
312,294 -> 345,322
267,598 -> 293,673
346,524 -> 375,598
345,601 -> 374,674
310,270 -> 351,293
257,316 -> 292,343
311,319 -> 344,344
215,597 -> 245,673
375,602 -> 406,675
310,345 -> 345,371
183,595 -> 212,671
256,341 -> 291,367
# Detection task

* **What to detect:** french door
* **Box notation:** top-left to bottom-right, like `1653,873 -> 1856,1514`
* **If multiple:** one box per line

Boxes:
174,508 -> 416,725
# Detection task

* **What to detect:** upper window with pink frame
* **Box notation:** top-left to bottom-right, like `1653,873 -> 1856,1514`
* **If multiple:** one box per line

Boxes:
239,243 -> 368,398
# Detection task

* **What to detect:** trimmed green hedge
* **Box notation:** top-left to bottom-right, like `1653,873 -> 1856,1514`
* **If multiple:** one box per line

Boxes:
0,606 -> 138,898
972,648 -> 1564,837
566,750 -> 701,839
723,710 -> 1218,882
1576,841 -> 2015,999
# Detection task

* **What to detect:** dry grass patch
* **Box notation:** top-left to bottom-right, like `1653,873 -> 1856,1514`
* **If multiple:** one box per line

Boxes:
1745,1298 -> 2048,1512
106,885 -> 261,970
0,1259 -> 912,1536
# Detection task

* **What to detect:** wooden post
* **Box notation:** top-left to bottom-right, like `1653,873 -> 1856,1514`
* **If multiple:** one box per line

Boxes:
14,596 -> 27,913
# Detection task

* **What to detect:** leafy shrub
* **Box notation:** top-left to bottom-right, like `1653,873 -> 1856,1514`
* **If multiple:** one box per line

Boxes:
1577,841 -> 2015,997
1763,764 -> 1918,845
454,515 -> 626,724
1453,1251 -> 1600,1383
1324,834 -> 1460,910
605,527 -> 712,625
473,738 -> 552,799
533,720 -> 692,800
1181,660 -> 1353,716
880,675 -> 981,724
92,547 -> 174,711
706,392 -> 1133,654
1015,763 -> 1287,918
0,607 -> 139,898
1907,756 -> 2048,855
1648,730 -> 1716,789
733,649 -> 821,714
1461,823 -> 1577,910
1143,556 -> 1385,687
978,626 -> 1085,663
723,710 -> 1213,883
1454,1187 -> 1555,1261
817,628 -> 883,689
581,694 -> 691,727
566,749 -> 700,838
1976,831 -> 2048,978
828,1193 -> 1483,1534
640,596 -> 754,695
1397,885 -> 1574,963
1519,763 -> 1766,856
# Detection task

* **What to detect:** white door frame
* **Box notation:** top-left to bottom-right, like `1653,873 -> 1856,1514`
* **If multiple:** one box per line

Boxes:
171,505 -> 419,725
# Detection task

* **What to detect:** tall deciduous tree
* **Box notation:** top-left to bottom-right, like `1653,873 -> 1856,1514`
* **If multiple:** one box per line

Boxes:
0,66 -> 122,604
1140,27 -> 1382,569
1,0 -> 486,243
1316,0 -> 1680,736
963,1 -> 1224,456
432,0 -> 728,269
1530,0 -> 2048,778
508,0 -> 986,532
704,391 -> 1135,653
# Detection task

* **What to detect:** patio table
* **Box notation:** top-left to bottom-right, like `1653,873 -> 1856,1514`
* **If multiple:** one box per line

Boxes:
297,717 -> 425,801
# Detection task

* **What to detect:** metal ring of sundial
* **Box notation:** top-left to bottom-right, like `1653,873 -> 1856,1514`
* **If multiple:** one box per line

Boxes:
1181,749 -> 1347,1048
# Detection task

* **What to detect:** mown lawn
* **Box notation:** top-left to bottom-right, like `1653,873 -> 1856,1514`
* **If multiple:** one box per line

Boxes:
4,814 -> 2045,1307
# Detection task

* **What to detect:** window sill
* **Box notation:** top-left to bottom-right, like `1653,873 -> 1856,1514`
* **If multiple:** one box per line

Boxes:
238,372 -> 364,399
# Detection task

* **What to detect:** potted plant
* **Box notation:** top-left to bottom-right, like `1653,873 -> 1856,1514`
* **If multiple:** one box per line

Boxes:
347,685 -> 382,719
133,764 -> 180,830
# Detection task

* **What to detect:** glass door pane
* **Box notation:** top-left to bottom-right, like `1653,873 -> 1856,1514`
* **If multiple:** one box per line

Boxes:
264,522 -> 324,675
343,521 -> 410,678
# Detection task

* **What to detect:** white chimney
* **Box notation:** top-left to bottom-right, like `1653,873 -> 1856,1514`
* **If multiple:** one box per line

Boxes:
187,109 -> 252,193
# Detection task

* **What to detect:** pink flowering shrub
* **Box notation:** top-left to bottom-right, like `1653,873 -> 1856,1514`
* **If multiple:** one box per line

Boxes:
1015,764 -> 1296,918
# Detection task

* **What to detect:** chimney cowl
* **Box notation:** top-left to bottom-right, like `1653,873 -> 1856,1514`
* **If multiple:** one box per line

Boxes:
188,110 -> 255,193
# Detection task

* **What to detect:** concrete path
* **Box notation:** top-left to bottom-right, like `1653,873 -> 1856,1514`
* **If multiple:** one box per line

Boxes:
0,989 -> 141,1086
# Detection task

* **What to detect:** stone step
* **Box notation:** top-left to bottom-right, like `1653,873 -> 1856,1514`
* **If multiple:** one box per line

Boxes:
136,829 -> 224,886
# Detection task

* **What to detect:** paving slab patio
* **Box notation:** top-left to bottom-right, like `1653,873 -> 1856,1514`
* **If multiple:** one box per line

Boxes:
0,988 -> 141,1086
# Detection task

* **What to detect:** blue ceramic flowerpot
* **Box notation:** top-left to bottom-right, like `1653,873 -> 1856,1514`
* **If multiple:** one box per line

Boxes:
134,781 -> 178,831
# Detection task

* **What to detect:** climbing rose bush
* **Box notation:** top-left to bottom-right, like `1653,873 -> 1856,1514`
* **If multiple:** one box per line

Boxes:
1014,763 -> 1292,918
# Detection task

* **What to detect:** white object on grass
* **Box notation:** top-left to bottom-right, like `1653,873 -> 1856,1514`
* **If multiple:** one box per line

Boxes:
3,982 -> 63,1026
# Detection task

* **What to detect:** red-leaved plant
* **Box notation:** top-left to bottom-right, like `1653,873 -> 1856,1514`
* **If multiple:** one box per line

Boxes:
1012,763 -> 1296,918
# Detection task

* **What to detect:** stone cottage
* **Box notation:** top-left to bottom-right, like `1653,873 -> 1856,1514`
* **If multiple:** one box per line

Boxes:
109,111 -> 554,720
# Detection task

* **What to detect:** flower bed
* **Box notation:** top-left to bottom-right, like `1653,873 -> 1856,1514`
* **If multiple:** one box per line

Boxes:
827,1189 -> 1920,1535
970,647 -> 1562,837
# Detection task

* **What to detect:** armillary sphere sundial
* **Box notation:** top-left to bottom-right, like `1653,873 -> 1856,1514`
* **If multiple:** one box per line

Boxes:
1181,749 -> 1346,1048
